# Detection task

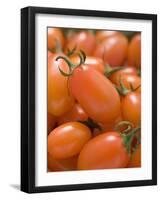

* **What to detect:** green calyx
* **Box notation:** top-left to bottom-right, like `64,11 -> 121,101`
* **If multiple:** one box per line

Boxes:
56,50 -> 86,77
104,65 -> 125,78
115,121 -> 141,155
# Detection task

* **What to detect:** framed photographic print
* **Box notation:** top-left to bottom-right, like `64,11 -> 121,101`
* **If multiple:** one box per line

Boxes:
21,6 -> 157,193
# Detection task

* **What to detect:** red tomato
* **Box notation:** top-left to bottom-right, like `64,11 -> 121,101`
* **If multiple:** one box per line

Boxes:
48,113 -> 56,134
48,122 -> 91,159
109,67 -> 137,84
96,30 -> 121,42
48,28 -> 65,51
113,74 -> 141,93
57,104 -> 88,125
48,153 -> 77,171
66,31 -> 96,55
68,64 -> 121,123
121,92 -> 141,126
70,55 -> 105,74
127,144 -> 141,167
77,131 -> 130,170
128,34 -> 141,68
48,51 -> 54,58
93,33 -> 128,66
48,53 -> 74,116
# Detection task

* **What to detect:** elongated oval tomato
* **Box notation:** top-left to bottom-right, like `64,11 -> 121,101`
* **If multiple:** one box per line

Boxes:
70,55 -> 105,74
96,30 -> 120,42
48,113 -> 56,134
48,53 -> 74,116
128,34 -> 141,68
77,131 -> 130,170
93,33 -> 128,66
57,103 -> 88,125
48,28 -> 65,51
48,153 -> 77,171
127,144 -> 141,167
121,92 -> 141,126
69,65 -> 121,123
66,31 -> 96,55
48,122 -> 91,159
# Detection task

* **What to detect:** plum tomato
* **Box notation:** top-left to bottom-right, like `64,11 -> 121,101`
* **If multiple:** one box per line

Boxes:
48,153 -> 78,171
48,28 -> 65,51
128,34 -> 141,68
57,103 -> 88,125
93,33 -> 128,66
121,92 -> 141,126
48,122 -> 91,159
48,53 -> 74,116
77,131 -> 130,170
68,64 -> 121,124
65,31 -> 96,55
96,30 -> 121,42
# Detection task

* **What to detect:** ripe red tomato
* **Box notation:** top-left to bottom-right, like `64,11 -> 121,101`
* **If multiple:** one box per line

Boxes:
66,31 -> 96,55
77,131 -> 130,170
48,28 -> 65,51
48,113 -> 56,134
127,144 -> 141,167
48,153 -> 77,171
48,122 -> 91,159
70,55 -> 105,74
57,103 -> 88,125
113,74 -> 141,93
93,33 -> 128,66
121,92 -> 141,126
128,34 -> 141,68
48,51 -> 54,58
96,30 -> 121,42
48,53 -> 74,116
68,64 -> 121,123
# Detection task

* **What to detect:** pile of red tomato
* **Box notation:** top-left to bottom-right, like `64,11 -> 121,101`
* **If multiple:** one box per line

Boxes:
47,28 -> 141,172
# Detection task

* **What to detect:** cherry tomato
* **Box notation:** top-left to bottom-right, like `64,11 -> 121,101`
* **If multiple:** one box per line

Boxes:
66,31 -> 96,55
127,144 -> 141,167
121,92 -> 141,126
96,30 -> 121,42
93,33 -> 128,66
48,113 -> 56,134
57,103 -> 88,125
48,122 -> 91,159
113,74 -> 141,93
48,153 -> 77,171
48,53 -> 74,116
68,64 -> 121,123
77,131 -> 130,170
48,28 -> 65,51
128,34 -> 141,68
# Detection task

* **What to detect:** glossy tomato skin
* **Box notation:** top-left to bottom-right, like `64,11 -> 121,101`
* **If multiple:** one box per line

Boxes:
127,144 -> 141,167
69,65 -> 121,124
66,31 -> 96,55
48,28 -> 65,51
128,34 -> 141,68
48,113 -> 56,134
93,33 -> 128,67
70,55 -> 105,74
78,132 -> 130,170
96,30 -> 120,42
121,92 -> 141,126
48,122 -> 91,159
48,153 -> 77,171
48,53 -> 74,116
57,104 -> 88,125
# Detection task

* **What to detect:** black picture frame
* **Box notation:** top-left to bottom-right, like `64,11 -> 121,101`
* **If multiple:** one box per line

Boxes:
21,6 -> 157,193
